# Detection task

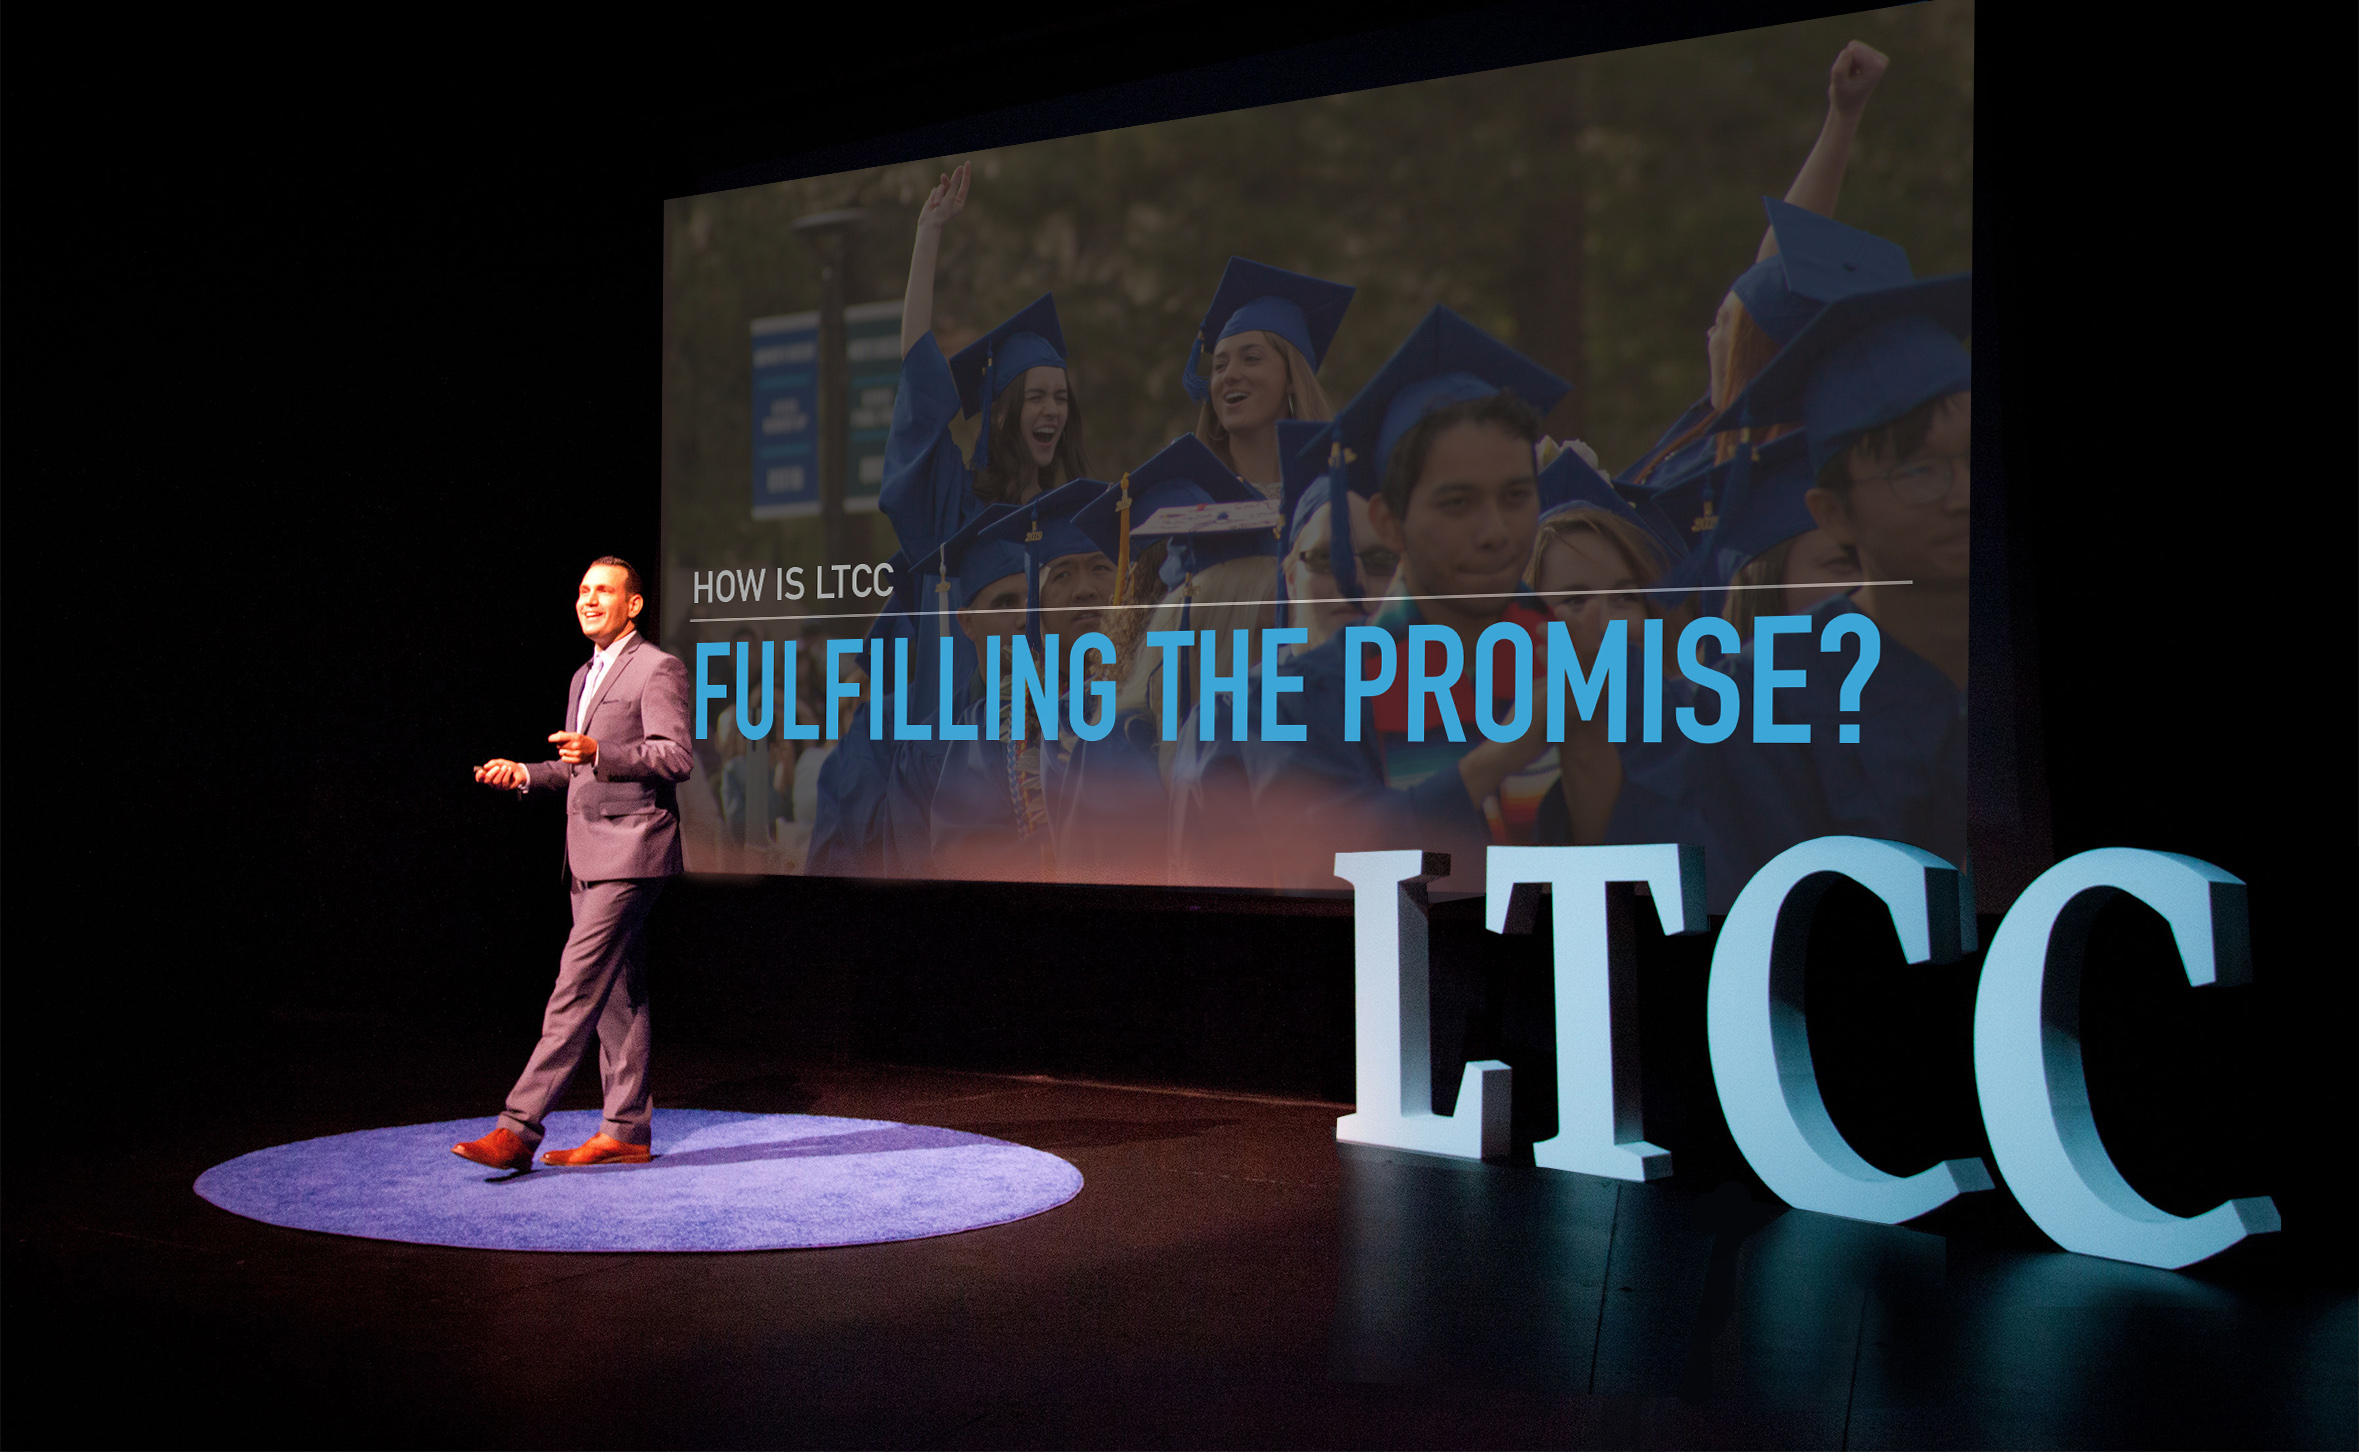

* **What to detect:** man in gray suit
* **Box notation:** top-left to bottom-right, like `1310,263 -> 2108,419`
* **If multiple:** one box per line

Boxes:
455,556 -> 695,1171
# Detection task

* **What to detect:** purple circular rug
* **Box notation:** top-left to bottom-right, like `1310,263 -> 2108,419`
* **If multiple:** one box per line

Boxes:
194,1110 -> 1083,1253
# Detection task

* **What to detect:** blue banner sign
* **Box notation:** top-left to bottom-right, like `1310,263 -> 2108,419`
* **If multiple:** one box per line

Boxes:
750,301 -> 903,521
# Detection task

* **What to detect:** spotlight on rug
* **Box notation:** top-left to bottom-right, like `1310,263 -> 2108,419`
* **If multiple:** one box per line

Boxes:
195,1110 -> 1083,1253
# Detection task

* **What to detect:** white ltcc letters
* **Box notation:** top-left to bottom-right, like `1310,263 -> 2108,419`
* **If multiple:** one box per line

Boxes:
1335,839 -> 2277,1271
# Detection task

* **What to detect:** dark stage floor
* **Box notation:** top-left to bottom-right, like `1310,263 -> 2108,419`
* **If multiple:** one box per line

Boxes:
5,1020 -> 2352,1449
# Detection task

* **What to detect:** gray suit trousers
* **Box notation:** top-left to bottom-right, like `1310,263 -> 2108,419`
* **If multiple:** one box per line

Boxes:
497,874 -> 664,1146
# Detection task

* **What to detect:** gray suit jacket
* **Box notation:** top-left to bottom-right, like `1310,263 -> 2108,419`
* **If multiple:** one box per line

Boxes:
524,632 -> 696,880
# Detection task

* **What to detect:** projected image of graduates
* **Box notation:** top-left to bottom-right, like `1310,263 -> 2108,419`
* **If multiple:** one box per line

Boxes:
661,1 -> 1975,903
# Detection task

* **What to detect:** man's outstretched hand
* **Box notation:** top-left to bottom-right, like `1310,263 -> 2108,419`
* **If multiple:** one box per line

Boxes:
548,731 -> 599,766
474,759 -> 527,789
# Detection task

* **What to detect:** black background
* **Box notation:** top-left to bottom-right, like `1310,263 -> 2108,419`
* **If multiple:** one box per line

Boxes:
6,0 -> 2351,1291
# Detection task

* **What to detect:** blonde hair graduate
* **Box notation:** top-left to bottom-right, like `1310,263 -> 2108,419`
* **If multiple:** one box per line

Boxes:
1183,257 -> 1354,494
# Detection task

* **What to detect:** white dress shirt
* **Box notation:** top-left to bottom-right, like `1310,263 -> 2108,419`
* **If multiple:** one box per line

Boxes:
519,627 -> 634,788
577,627 -> 636,736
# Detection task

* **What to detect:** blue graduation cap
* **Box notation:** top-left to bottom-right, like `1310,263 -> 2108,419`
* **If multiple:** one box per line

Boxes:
1276,418 -> 1333,540
1692,431 -> 1820,591
1634,457 -> 1727,565
1727,198 -> 1914,345
1327,306 -> 1571,506
1538,447 -> 1662,539
1077,434 -> 1272,591
1640,430 -> 1827,607
1073,434 -> 1239,562
975,477 -> 1109,638
1726,274 -> 1971,473
1131,495 -> 1283,581
1183,258 -> 1356,404
914,505 -> 1023,725
948,294 -> 1070,473
935,502 -> 1026,610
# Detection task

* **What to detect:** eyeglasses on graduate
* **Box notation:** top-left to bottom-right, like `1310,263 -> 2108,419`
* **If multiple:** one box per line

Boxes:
1873,452 -> 1970,505
1292,544 -> 1401,580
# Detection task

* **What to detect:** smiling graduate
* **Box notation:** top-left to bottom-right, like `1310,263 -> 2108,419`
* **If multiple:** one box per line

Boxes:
1183,257 -> 1355,494
1241,305 -> 1570,895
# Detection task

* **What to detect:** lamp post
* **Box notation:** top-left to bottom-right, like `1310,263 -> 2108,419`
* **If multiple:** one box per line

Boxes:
791,208 -> 870,568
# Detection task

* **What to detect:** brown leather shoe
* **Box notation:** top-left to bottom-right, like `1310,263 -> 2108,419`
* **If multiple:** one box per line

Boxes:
452,1127 -> 534,1171
542,1132 -> 652,1167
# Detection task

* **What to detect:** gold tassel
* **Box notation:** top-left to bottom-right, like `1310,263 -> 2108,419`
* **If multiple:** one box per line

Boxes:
1113,471 -> 1133,594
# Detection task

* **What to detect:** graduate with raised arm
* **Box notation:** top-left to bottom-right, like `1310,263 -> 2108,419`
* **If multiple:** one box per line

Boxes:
1628,192 -> 1917,580
1183,258 -> 1355,494
1243,307 -> 1569,896
927,479 -> 1167,884
1613,269 -> 1972,911
836,164 -> 1087,877
1618,41 -> 1893,505
880,162 -> 1090,559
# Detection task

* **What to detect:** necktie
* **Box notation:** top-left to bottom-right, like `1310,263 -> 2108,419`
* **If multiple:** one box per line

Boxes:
581,652 -> 607,726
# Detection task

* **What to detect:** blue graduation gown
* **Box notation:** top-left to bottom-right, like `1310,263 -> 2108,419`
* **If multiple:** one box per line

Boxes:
1613,393 -> 1720,563
929,687 -> 1166,884
804,704 -> 957,880
805,639 -> 983,880
880,731 -> 951,880
806,707 -> 896,877
876,337 -> 992,732
1616,393 -> 1715,489
1528,740 -> 1643,850
1610,594 -> 1968,911
1168,698 -> 1270,888
878,333 -> 979,563
874,643 -> 985,881
1240,597 -> 1541,894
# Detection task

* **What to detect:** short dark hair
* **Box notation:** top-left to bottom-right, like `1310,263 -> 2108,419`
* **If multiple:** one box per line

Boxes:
1379,391 -> 1544,520
1815,393 -> 1962,497
589,555 -> 646,599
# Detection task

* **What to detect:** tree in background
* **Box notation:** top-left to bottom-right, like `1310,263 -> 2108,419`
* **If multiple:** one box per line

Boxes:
662,1 -> 1972,638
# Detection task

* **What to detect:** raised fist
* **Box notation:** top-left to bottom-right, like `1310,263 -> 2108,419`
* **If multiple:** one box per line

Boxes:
1828,40 -> 1890,119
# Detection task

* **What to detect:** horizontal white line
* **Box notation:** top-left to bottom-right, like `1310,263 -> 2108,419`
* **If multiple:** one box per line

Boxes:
687,579 -> 1913,627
